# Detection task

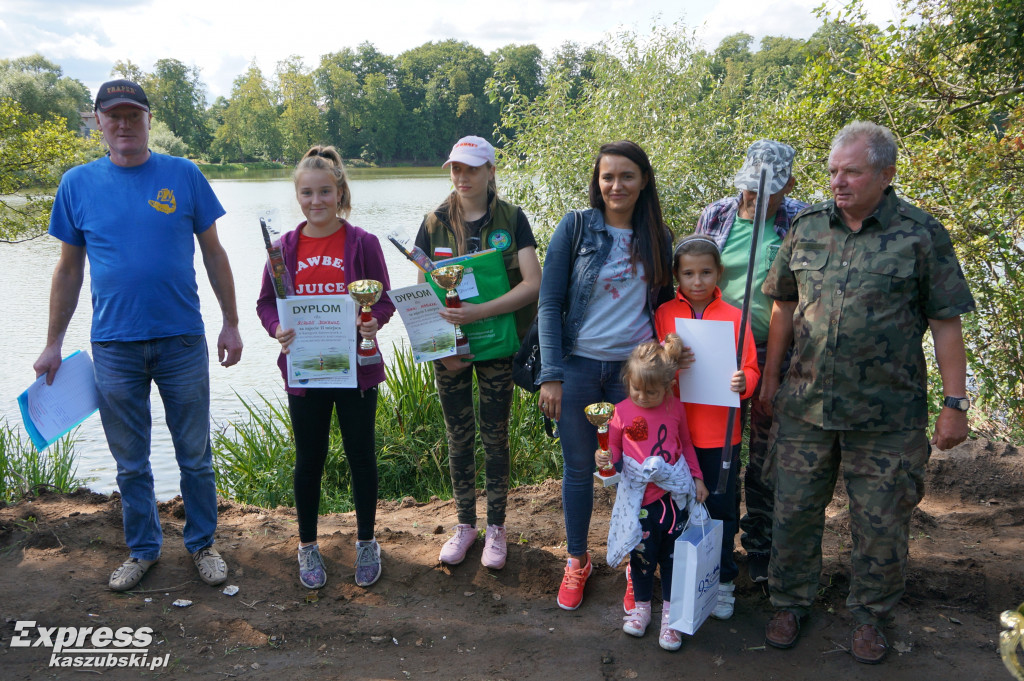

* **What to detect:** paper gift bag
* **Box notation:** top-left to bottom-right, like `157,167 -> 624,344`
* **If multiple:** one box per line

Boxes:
669,515 -> 723,636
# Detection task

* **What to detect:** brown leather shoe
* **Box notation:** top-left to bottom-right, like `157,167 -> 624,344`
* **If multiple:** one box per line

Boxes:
765,610 -> 800,649
851,624 -> 888,664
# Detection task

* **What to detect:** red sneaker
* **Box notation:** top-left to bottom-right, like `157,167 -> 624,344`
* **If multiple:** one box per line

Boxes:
557,553 -> 592,610
623,564 -> 635,613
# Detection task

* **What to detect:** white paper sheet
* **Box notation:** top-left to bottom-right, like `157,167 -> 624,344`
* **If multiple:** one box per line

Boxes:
674,318 -> 740,408
18,350 -> 99,450
388,283 -> 458,363
276,295 -> 358,388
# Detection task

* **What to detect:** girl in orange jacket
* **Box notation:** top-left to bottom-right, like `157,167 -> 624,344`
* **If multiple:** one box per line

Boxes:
653,234 -> 759,621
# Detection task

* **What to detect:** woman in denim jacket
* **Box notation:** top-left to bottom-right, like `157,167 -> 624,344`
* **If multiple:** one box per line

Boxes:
537,141 -> 675,610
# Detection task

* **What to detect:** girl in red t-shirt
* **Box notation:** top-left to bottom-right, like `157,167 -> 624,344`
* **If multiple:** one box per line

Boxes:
257,145 -> 394,591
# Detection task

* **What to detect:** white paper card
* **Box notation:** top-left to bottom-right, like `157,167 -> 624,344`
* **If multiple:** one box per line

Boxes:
455,271 -> 479,299
277,295 -> 357,388
388,283 -> 457,363
674,317 -> 740,407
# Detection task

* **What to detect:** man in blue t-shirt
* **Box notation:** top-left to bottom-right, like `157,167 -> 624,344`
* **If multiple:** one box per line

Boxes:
694,140 -> 808,596
33,79 -> 243,592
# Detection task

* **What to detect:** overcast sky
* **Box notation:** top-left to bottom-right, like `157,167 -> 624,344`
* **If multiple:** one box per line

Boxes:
0,0 -> 901,100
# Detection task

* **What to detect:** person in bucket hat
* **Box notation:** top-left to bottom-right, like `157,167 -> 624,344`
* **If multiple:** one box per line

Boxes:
680,140 -> 808,617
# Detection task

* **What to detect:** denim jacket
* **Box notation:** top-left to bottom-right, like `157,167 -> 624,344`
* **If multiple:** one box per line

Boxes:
537,208 -> 673,384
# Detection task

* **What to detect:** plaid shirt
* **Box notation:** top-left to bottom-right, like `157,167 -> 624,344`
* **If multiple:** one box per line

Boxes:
694,194 -> 807,248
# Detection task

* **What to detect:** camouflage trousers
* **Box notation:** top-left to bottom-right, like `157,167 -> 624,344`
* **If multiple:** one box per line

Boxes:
433,357 -> 513,527
739,341 -> 790,556
767,410 -> 930,627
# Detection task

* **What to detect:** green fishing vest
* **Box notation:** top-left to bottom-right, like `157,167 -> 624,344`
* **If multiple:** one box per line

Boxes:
422,194 -> 536,341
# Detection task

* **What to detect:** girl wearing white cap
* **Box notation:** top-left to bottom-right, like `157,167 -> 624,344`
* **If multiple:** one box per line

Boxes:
414,135 -> 541,570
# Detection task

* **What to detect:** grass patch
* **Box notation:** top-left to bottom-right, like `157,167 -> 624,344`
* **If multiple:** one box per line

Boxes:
213,344 -> 563,512
0,419 -> 83,503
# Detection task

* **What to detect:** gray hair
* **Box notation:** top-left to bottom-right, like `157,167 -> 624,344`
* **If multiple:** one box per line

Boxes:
831,121 -> 897,172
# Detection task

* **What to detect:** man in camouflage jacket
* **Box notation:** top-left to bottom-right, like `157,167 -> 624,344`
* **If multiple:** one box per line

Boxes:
758,121 -> 975,664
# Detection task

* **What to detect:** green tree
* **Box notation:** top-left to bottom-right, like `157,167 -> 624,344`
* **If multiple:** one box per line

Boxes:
110,59 -> 146,84
144,58 -> 211,156
276,56 -> 327,162
768,0 -> 1024,434
148,119 -> 188,157
488,44 -> 544,143
546,42 -> 601,101
396,40 -> 494,161
358,72 -> 404,163
0,98 -> 97,242
0,55 -> 91,132
490,44 -> 544,102
496,23 -> 775,244
316,51 -> 363,157
213,63 -> 282,162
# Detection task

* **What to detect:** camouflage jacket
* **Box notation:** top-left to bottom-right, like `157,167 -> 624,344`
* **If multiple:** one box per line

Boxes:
762,188 -> 975,431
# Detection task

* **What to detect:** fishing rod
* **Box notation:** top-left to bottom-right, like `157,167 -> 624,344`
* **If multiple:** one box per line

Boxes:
714,165 -> 773,495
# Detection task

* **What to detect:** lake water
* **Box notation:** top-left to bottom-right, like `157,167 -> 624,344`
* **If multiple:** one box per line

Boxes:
0,168 -> 451,499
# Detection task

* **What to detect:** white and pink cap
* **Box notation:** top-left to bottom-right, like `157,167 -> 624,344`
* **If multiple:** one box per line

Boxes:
443,136 -> 496,168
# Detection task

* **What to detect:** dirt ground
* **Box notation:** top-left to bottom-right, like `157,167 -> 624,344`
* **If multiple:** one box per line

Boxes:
1,438 -> 1022,680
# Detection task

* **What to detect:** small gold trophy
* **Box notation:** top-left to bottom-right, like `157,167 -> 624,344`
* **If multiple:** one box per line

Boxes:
1001,602 -> 1024,680
586,402 -> 618,485
432,264 -> 470,356
349,279 -> 383,366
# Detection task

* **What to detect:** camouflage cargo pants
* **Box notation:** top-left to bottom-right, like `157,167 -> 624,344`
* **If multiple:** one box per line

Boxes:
768,411 -> 930,627
739,341 -> 791,556
433,357 -> 513,527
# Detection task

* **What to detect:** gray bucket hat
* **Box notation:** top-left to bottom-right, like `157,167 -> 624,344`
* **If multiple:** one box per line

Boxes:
733,140 -> 795,194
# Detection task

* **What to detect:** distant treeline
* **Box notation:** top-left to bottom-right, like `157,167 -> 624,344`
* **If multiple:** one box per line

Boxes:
1,32 -> 813,165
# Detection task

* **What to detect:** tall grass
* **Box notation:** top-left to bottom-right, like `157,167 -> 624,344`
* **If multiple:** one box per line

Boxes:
213,344 -> 564,512
0,419 -> 83,503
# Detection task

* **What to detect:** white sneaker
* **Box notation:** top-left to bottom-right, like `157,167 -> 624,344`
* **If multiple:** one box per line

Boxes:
710,581 -> 735,620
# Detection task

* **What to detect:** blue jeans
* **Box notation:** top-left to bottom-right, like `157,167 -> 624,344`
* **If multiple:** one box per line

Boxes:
92,335 -> 217,561
557,355 -> 628,556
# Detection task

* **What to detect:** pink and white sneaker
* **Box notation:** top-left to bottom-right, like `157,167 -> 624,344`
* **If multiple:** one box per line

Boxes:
659,604 -> 683,651
481,525 -> 507,569
623,601 -> 652,637
439,524 -> 476,565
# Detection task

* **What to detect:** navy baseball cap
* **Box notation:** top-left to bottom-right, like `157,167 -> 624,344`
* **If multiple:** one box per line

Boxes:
94,79 -> 150,113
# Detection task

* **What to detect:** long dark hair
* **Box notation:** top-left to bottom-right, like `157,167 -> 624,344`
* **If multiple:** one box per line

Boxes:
588,141 -> 671,287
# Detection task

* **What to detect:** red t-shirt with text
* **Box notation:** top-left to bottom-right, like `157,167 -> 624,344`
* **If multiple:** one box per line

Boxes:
294,226 -> 347,296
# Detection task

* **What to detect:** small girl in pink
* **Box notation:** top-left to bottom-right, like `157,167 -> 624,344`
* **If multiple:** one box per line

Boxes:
597,334 -> 709,651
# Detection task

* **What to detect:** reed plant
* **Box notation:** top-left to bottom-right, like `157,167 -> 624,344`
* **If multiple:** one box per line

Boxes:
212,394 -> 297,509
0,419 -> 82,503
212,344 -> 563,512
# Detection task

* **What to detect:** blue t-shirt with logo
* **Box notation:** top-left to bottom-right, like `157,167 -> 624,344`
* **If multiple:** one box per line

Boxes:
49,153 -> 226,342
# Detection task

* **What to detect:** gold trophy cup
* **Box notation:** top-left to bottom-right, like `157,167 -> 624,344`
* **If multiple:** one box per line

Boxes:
586,402 -> 618,485
1001,603 -> 1024,680
349,279 -> 383,366
432,264 -> 471,355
